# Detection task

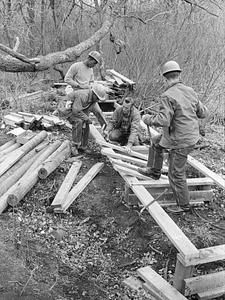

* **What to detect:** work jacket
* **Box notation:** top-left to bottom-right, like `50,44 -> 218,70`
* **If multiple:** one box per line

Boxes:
143,82 -> 208,149
59,89 -> 106,127
107,105 -> 141,145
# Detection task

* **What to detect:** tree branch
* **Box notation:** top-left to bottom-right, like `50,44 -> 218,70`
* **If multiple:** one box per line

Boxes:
182,0 -> 219,17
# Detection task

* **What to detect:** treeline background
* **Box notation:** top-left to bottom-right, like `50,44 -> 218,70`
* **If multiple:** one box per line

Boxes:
0,0 -> 224,122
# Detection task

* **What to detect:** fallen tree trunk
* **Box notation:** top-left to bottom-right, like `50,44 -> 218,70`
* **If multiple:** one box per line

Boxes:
38,143 -> 71,179
51,160 -> 82,208
55,162 -> 104,213
0,131 -> 47,177
6,140 -> 61,208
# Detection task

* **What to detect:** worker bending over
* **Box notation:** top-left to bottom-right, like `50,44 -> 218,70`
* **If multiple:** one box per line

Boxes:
139,61 -> 208,213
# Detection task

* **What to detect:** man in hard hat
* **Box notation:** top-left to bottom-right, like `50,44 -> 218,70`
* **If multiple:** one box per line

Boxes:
63,83 -> 107,154
64,51 -> 102,94
103,97 -> 142,153
138,60 -> 208,213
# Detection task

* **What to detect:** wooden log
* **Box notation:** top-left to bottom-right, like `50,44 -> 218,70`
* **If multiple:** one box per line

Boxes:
51,161 -> 82,208
0,130 -> 47,177
0,143 -> 22,163
6,140 -> 61,207
0,140 -> 49,183
38,145 -> 71,179
137,266 -> 188,300
0,139 -> 16,152
0,148 -> 46,214
55,162 -> 104,213
184,271 -> 225,296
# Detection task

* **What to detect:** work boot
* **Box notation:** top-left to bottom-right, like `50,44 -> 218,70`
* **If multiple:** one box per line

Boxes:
166,205 -> 191,213
71,146 -> 79,156
138,167 -> 161,180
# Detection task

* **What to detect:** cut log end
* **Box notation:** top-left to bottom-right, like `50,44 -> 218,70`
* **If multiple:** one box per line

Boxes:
7,194 -> 19,207
38,168 -> 48,179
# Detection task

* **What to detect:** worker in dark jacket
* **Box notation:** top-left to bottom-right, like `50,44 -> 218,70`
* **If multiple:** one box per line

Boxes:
139,61 -> 208,213
61,83 -> 107,154
104,97 -> 141,153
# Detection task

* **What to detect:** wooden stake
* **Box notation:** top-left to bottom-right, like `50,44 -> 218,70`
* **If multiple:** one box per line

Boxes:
51,161 -> 82,208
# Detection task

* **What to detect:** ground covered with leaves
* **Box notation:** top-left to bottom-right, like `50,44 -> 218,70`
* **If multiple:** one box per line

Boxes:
0,122 -> 224,300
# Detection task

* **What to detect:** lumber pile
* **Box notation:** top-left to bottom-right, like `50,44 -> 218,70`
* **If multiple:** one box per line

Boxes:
3,111 -> 65,130
0,132 -> 71,213
52,162 -> 104,213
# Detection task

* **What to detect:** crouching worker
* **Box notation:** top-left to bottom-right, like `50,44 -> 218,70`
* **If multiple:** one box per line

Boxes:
62,83 -> 107,155
104,97 -> 142,153
138,61 -> 208,213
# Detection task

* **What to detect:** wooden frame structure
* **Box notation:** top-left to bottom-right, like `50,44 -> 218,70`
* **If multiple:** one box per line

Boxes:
90,123 -> 225,299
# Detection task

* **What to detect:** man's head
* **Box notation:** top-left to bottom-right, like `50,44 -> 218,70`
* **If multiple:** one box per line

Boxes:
91,83 -> 107,102
162,61 -> 181,81
122,97 -> 134,114
85,51 -> 101,68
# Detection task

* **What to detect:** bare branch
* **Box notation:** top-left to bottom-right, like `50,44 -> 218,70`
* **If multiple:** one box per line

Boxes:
182,0 -> 219,17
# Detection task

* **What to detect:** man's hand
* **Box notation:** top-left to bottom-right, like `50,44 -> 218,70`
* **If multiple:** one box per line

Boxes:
85,118 -> 92,125
124,144 -> 132,154
103,130 -> 109,141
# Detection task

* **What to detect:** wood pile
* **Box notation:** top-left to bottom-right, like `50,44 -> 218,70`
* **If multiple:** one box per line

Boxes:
3,111 -> 65,131
0,131 -> 71,213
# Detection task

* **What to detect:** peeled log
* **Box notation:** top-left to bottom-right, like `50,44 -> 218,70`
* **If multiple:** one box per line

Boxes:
6,140 -> 61,207
0,143 -> 22,163
0,131 -> 47,177
0,139 -> 15,152
0,148 -> 46,213
51,160 -> 82,208
38,145 -> 71,179
0,140 -> 49,183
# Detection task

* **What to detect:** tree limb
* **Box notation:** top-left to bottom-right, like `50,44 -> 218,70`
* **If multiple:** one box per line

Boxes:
182,0 -> 219,17
0,0 -> 119,72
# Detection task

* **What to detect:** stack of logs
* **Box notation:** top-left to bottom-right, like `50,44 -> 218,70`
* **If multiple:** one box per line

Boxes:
0,131 -> 71,214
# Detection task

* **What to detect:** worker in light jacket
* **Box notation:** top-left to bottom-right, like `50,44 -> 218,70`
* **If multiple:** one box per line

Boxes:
64,51 -> 102,94
104,97 -> 142,153
139,61 -> 208,213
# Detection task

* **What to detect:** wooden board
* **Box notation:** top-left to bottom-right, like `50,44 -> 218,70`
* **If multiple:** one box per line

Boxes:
137,266 -> 188,300
198,285 -> 225,300
55,162 -> 104,212
184,271 -> 225,296
106,69 -> 135,85
123,176 -> 198,257
178,244 -> 225,267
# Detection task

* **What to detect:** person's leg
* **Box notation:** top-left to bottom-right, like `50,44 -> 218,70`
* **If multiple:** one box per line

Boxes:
167,146 -> 194,210
138,134 -> 164,179
80,123 -> 90,150
108,129 -> 123,144
69,117 -> 83,148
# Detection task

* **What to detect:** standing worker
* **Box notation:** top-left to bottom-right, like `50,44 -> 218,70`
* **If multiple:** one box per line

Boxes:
138,61 -> 208,213
104,97 -> 142,153
64,51 -> 102,94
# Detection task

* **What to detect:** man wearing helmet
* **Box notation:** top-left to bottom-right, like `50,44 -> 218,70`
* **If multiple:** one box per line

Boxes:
62,83 -> 107,154
138,61 -> 208,213
64,51 -> 102,94
104,97 -> 142,153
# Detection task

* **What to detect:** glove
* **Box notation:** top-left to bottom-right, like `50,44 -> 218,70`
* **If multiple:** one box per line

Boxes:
142,114 -> 152,126
124,144 -> 132,154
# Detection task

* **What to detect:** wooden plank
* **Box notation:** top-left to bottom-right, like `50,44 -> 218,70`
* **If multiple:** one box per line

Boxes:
51,161 -> 82,207
178,244 -> 225,267
101,147 -> 147,167
130,177 -> 214,188
187,156 -> 224,190
89,124 -> 106,143
198,285 -> 225,300
106,69 -> 135,85
57,162 -> 104,212
184,271 -> 225,296
137,266 -> 188,300
124,176 -> 198,257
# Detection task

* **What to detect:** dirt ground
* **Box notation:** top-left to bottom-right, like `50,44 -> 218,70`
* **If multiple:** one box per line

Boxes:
0,123 -> 224,300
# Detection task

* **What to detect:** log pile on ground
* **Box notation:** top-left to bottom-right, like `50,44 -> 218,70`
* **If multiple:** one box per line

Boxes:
0,131 -> 71,213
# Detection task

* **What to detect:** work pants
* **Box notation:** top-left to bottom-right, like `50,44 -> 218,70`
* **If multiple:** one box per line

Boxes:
147,135 -> 194,206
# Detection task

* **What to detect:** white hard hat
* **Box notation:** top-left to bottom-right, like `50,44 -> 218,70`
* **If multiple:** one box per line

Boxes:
88,51 -> 101,64
162,61 -> 181,75
91,83 -> 107,101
